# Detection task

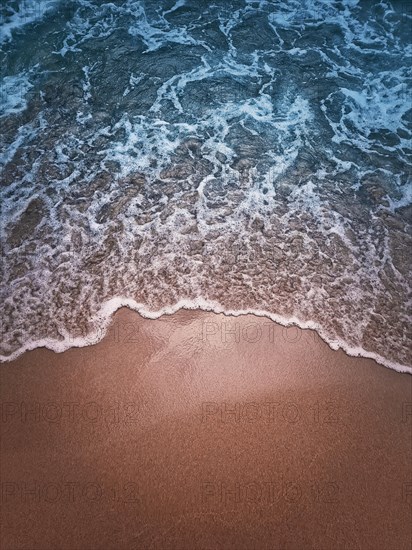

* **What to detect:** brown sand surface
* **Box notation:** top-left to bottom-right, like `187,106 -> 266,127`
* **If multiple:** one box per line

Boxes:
1,308 -> 411,549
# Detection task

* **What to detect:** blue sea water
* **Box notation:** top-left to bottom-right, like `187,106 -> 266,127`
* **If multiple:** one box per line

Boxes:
0,0 -> 411,371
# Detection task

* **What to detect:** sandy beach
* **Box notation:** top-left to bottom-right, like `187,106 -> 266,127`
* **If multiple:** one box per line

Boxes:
1,307 -> 411,549
2,1 -> 411,548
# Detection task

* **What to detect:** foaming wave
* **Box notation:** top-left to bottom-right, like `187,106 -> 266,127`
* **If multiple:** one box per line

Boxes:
1,297 -> 411,375
1,0 -> 411,372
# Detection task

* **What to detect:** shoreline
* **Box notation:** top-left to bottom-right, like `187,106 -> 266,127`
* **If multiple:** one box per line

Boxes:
1,307 -> 411,549
1,300 -> 411,374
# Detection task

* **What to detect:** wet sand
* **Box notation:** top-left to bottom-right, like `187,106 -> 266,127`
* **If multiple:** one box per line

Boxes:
1,308 -> 411,549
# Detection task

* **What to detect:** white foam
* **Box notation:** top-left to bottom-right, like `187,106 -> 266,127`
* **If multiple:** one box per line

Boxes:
0,0 -> 62,44
127,1 -> 210,53
1,297 -> 410,375
1,0 -> 411,376
162,0 -> 186,18
0,73 -> 33,117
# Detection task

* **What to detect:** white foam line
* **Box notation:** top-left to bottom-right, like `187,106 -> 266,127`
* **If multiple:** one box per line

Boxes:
1,297 -> 411,375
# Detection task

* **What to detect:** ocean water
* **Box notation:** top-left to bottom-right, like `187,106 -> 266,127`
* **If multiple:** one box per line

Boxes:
0,0 -> 411,372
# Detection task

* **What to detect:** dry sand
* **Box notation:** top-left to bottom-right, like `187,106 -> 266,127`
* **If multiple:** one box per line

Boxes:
1,308 -> 411,549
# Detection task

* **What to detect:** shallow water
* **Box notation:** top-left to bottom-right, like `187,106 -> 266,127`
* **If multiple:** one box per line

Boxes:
1,0 -> 411,371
